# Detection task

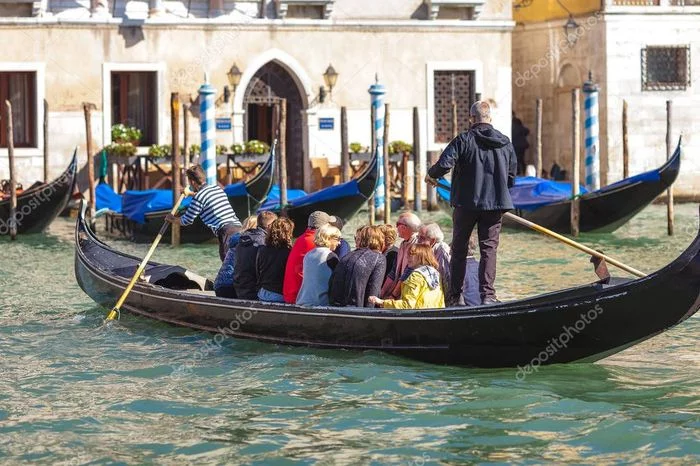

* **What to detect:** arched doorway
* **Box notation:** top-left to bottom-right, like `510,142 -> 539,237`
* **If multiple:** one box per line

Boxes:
242,62 -> 306,189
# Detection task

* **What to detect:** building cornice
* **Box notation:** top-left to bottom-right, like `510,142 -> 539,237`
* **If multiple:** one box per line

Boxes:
0,17 -> 515,32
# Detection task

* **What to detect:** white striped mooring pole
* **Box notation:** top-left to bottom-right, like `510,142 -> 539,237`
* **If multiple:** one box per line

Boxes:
583,72 -> 600,191
199,75 -> 217,186
368,76 -> 386,211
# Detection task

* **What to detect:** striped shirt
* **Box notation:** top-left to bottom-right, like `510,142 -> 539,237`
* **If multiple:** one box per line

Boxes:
180,184 -> 241,234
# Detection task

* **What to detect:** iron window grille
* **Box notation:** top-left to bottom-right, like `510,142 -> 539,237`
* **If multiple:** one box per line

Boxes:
642,45 -> 691,91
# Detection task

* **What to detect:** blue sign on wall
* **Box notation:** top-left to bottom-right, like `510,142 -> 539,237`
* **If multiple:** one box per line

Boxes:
216,118 -> 232,131
319,117 -> 334,130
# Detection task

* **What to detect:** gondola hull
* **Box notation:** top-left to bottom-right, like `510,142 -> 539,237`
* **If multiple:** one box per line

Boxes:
104,153 -> 274,243
75,202 -> 700,368
0,152 -> 77,235
438,140 -> 682,233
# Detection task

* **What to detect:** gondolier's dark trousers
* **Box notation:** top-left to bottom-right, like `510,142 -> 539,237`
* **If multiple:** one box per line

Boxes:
450,207 -> 504,304
217,223 -> 241,262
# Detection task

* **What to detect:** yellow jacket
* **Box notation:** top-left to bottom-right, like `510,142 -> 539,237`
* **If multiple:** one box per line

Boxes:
382,267 -> 445,310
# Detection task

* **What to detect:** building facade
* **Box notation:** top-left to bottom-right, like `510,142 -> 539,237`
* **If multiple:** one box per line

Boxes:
512,0 -> 699,197
0,0 -> 514,192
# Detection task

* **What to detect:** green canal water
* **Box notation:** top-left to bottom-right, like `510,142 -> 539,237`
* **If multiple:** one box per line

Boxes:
0,204 -> 698,464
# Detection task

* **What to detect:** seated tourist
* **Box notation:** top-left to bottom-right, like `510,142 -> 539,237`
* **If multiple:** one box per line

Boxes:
232,211 -> 277,300
283,211 -> 335,303
296,224 -> 342,306
418,222 -> 451,300
331,217 -> 351,259
380,212 -> 421,299
329,225 -> 386,307
214,215 -> 257,298
369,244 -> 445,309
378,224 -> 399,281
256,217 -> 295,303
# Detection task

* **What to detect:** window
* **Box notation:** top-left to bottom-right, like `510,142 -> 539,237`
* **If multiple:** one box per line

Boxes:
0,72 -> 36,148
642,46 -> 691,91
276,0 -> 334,19
111,71 -> 157,145
433,70 -> 475,143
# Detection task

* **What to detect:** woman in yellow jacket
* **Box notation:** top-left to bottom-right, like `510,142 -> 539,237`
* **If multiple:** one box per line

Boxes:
368,244 -> 445,309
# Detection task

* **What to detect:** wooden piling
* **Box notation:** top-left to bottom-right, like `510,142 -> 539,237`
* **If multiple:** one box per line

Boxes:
83,102 -> 96,227
183,102 -> 190,169
279,98 -> 288,208
666,100 -> 674,236
5,101 -> 17,239
427,150 -> 439,211
622,99 -> 629,179
535,98 -> 543,178
171,93 -> 181,246
412,107 -> 422,212
43,99 -> 49,182
571,89 -> 580,237
368,103 -> 376,225
383,103 -> 391,223
340,106 -> 350,183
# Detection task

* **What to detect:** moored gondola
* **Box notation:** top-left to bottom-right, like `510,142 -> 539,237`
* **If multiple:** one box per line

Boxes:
75,201 -> 700,368
437,138 -> 682,233
0,151 -> 77,236
264,153 -> 378,237
104,151 -> 275,243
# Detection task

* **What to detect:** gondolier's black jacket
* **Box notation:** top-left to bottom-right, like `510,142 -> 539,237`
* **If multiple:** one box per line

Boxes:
428,123 -> 517,211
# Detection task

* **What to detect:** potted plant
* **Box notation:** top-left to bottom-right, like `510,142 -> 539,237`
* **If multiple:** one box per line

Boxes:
349,142 -> 366,154
105,124 -> 142,159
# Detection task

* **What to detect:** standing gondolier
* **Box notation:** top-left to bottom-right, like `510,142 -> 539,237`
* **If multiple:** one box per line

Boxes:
425,101 -> 517,305
166,165 -> 242,261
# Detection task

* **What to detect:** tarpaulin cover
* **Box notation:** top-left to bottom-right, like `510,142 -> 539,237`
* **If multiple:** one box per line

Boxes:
437,177 -> 589,211
121,190 -> 193,223
258,184 -> 308,211
287,180 -> 362,209
223,182 -> 248,198
95,183 -> 123,213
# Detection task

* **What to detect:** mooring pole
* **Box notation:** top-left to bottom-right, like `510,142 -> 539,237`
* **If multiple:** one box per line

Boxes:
43,99 -> 49,183
340,106 -> 350,183
535,98 -> 543,178
5,101 -> 17,240
622,99 -> 629,179
383,103 -> 391,223
412,107 -> 422,212
279,98 -> 288,208
666,100 -> 674,236
368,102 -> 376,225
571,89 -> 581,237
83,102 -> 96,227
171,93 -> 181,246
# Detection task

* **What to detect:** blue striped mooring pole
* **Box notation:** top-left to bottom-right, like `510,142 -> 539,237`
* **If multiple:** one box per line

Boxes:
583,72 -> 600,191
198,75 -> 217,186
368,78 -> 386,209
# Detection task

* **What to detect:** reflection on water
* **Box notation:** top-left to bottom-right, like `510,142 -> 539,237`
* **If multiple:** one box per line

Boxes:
0,204 -> 697,463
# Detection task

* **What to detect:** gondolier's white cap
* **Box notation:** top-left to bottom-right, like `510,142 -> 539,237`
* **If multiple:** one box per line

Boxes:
308,211 -> 337,229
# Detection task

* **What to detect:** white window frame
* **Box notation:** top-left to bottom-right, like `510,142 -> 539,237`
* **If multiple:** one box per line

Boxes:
426,60 -> 483,151
0,62 -> 45,158
102,62 -> 165,148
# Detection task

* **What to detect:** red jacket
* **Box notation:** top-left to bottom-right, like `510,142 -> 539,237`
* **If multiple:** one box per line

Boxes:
283,228 -> 317,303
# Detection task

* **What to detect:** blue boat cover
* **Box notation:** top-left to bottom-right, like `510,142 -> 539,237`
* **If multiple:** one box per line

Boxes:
122,190 -> 193,223
258,184 -> 308,211
98,182 -> 250,223
288,180 -> 362,208
437,177 -> 589,211
95,183 -> 123,213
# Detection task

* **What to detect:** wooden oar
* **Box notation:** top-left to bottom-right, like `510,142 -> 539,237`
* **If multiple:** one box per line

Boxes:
105,192 -> 187,320
503,212 -> 647,278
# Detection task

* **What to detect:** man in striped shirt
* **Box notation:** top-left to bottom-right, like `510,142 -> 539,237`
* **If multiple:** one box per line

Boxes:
166,165 -> 242,261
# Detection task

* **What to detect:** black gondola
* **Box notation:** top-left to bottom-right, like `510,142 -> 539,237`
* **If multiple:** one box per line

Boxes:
270,154 -> 378,237
0,151 -> 77,236
75,201 -> 700,368
437,139 -> 682,233
104,151 -> 275,243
